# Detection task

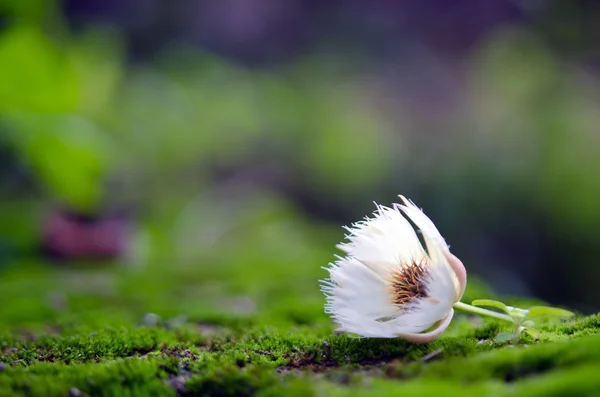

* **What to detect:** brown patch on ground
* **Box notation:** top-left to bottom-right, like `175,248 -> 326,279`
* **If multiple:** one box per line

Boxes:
278,341 -> 338,372
160,348 -> 200,360
253,349 -> 278,361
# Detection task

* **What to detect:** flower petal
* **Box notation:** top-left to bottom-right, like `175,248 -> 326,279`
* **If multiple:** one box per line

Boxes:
397,195 -> 449,254
382,261 -> 457,332
398,195 -> 464,301
338,203 -> 426,277
322,257 -> 401,327
395,308 -> 454,343
446,252 -> 467,301
322,254 -> 456,338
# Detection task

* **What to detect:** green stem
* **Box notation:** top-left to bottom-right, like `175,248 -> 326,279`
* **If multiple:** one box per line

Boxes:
453,301 -> 515,323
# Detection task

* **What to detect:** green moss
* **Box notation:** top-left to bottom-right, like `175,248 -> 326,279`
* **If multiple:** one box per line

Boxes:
0,235 -> 598,396
1,314 -> 597,396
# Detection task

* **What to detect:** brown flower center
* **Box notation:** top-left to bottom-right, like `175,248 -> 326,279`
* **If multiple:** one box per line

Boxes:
389,258 -> 430,307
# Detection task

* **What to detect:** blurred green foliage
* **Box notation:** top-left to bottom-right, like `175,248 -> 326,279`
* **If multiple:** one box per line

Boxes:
0,21 -> 395,212
0,26 -> 78,113
2,113 -> 111,212
0,0 -> 56,23
0,0 -> 599,319
463,27 -> 600,229
0,24 -> 112,212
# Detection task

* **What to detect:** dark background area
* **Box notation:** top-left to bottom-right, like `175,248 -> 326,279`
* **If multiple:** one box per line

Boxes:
1,0 -> 600,313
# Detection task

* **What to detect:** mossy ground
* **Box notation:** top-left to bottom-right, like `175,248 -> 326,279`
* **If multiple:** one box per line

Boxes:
1,203 -> 599,396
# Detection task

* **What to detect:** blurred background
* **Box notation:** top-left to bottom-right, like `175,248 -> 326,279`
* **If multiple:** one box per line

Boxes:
1,0 -> 600,322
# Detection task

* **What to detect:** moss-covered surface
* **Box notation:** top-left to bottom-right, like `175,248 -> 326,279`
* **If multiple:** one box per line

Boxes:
1,207 -> 598,396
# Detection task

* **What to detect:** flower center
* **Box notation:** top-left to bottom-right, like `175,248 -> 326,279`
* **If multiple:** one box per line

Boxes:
389,259 -> 430,307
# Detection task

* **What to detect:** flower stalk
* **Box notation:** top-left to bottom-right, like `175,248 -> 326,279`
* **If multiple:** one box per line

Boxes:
453,301 -> 514,323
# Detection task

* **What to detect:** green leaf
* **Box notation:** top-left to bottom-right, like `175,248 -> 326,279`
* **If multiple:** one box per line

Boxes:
472,299 -> 510,314
495,332 -> 517,343
506,306 -> 529,319
3,113 -> 112,212
526,306 -> 575,319
523,327 -> 541,340
0,26 -> 79,112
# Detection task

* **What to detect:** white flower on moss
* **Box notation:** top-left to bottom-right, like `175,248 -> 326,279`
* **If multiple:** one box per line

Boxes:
320,195 -> 467,343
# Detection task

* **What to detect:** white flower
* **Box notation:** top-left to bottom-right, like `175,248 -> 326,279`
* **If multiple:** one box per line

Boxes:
320,195 -> 467,343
